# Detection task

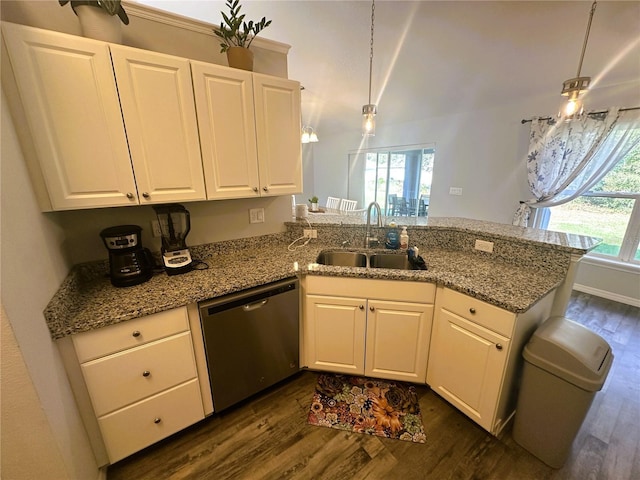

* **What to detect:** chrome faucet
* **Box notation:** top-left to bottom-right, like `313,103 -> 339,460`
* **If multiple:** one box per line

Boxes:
364,201 -> 383,248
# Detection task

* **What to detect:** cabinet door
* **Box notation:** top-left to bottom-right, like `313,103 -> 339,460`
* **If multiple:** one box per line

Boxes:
110,45 -> 206,203
365,300 -> 433,383
2,22 -> 137,210
304,295 -> 366,375
253,73 -> 302,196
427,308 -> 510,432
191,61 -> 260,199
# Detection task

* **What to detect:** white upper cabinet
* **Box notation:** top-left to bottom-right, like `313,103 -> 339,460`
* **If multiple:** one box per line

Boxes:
192,61 -> 302,199
110,45 -> 206,204
191,62 -> 259,199
1,22 -> 137,210
253,73 -> 302,196
2,21 -> 301,210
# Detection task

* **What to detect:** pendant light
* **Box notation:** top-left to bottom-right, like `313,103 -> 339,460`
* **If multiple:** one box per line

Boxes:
560,1 -> 597,118
362,0 -> 377,136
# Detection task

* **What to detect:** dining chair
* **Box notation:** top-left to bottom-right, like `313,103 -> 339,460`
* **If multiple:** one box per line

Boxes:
326,196 -> 340,211
339,199 -> 358,212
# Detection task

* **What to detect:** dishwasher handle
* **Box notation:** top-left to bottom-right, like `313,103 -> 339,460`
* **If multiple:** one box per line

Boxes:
243,299 -> 269,312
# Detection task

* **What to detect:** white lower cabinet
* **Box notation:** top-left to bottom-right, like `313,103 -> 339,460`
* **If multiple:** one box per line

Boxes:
70,307 -> 206,463
303,276 -> 435,383
427,286 -> 554,435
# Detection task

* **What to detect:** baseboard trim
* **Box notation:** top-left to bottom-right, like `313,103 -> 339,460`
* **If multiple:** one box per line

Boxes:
573,284 -> 640,308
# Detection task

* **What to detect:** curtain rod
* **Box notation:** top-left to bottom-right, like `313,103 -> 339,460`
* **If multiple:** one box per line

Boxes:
521,106 -> 640,124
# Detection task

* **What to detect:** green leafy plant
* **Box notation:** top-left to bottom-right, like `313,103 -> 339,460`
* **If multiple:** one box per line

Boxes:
213,0 -> 271,53
58,0 -> 129,25
308,196 -> 319,204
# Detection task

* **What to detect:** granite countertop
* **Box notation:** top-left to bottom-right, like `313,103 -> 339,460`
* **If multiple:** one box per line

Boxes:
45,237 -> 566,340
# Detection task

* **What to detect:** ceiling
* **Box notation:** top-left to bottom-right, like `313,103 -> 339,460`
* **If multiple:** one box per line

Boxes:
135,1 -> 640,136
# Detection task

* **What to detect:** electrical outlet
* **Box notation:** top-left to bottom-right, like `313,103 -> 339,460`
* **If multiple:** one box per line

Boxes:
303,229 -> 317,238
449,187 -> 463,196
151,220 -> 162,237
475,239 -> 494,253
249,208 -> 265,224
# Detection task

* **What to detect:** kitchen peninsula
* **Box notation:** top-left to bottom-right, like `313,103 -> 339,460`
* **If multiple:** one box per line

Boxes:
45,217 -> 599,463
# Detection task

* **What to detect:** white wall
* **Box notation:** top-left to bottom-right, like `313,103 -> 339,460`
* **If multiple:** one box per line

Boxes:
1,96 -> 99,479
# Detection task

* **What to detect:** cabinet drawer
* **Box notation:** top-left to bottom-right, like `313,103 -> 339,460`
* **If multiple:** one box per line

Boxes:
81,332 -> 197,416
98,379 -> 204,463
73,307 -> 189,362
440,288 -> 515,338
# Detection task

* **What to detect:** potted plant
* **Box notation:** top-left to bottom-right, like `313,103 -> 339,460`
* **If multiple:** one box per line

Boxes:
213,0 -> 272,71
308,196 -> 319,211
59,1 -> 129,43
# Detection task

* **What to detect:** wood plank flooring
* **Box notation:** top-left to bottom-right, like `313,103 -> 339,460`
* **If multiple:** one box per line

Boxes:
107,292 -> 640,479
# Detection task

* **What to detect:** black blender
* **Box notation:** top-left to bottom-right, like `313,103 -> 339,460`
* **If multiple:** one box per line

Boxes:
153,204 -> 193,275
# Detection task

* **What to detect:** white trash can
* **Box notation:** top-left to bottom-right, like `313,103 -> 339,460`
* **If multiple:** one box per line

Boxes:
512,316 -> 614,468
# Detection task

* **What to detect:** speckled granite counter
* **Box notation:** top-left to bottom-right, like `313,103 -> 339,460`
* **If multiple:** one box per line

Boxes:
45,217 -> 598,340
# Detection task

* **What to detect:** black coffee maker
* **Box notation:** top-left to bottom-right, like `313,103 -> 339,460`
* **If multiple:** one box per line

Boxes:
100,225 -> 154,287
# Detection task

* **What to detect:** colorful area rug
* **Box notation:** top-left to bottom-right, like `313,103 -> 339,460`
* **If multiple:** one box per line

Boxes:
307,374 -> 426,444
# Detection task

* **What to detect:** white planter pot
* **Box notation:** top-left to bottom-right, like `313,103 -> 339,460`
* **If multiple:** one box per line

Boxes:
75,5 -> 122,43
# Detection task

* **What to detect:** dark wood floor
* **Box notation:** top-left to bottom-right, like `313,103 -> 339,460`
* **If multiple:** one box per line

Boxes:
108,292 -> 640,480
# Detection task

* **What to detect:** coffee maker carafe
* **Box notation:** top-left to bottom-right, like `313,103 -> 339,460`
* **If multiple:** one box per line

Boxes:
100,225 -> 154,287
153,204 -> 193,275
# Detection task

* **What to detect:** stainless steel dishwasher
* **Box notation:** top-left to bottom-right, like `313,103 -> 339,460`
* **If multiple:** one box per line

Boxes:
198,278 -> 300,412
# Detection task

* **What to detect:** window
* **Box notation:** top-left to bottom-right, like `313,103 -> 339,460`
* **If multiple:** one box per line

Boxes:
544,143 -> 640,265
349,144 -> 434,216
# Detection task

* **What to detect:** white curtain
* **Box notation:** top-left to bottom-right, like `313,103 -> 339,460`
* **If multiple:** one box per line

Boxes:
513,108 -> 640,226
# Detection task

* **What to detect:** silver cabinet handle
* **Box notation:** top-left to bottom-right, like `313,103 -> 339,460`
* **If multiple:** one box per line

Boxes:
262,186 -> 268,192
142,370 -> 151,377
142,192 -> 150,199
469,307 -> 476,314
253,187 -> 259,192
496,343 -> 503,351
359,305 -> 364,310
126,192 -> 134,199
132,330 -> 141,337
153,418 -> 162,424
369,306 -> 375,312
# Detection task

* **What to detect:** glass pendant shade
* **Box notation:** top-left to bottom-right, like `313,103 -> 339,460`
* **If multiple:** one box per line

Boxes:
301,126 -> 319,144
362,104 -> 377,136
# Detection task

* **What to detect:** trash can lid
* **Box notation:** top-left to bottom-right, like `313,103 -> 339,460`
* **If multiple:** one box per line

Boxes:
523,316 -> 613,391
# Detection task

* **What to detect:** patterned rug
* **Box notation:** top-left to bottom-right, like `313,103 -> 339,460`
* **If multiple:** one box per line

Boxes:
307,373 -> 426,444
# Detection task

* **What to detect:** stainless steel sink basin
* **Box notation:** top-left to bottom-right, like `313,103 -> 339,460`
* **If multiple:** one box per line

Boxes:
316,251 -> 367,267
368,253 -> 411,270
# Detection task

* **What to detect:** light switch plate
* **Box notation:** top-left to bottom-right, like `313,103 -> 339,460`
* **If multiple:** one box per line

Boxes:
249,208 -> 265,224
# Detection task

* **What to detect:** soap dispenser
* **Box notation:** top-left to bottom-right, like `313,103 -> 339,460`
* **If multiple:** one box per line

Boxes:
385,222 -> 400,249
400,227 -> 409,249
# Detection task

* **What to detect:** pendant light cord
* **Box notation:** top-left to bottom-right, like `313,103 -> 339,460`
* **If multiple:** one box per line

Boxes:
575,1 -> 597,78
367,0 -> 375,105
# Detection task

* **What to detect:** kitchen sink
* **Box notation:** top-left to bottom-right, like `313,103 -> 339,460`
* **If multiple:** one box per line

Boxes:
316,251 -> 367,267
368,253 -> 411,270
316,250 -> 412,270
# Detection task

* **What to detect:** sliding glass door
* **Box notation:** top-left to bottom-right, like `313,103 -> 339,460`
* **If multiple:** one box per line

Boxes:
351,145 -> 434,217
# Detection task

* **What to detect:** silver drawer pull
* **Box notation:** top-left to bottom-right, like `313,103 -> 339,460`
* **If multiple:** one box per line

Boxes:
496,343 -> 503,351
126,192 -> 134,199
142,370 -> 151,377
153,418 -> 162,424
132,330 -> 141,337
359,305 -> 364,310
369,306 -> 375,312
469,307 -> 476,314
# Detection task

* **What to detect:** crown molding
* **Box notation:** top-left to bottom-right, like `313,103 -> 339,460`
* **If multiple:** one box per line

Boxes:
123,1 -> 291,55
